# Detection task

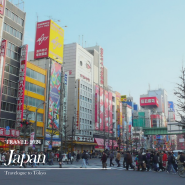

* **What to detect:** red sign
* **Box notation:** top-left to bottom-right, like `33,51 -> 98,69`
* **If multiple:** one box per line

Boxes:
99,47 -> 104,85
140,97 -> 159,107
95,85 -> 100,130
16,45 -> 28,126
34,20 -> 50,59
0,128 -> 4,136
80,74 -> 90,82
0,0 -> 5,15
10,129 -> 16,137
0,128 -> 19,137
0,40 -> 7,116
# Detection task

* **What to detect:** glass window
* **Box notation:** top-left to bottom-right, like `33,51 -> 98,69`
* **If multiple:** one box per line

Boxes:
37,114 -> 43,122
19,33 -> 22,40
11,12 -> 14,20
3,23 -> 6,31
26,68 -> 30,77
5,64 -> 9,72
10,88 -> 14,97
29,83 -> 33,92
30,69 -> 34,78
6,103 -> 10,111
1,102 -> 6,110
11,51 -> 15,60
11,44 -> 15,51
5,8 -> 8,16
9,27 -> 13,35
16,31 -> 19,38
40,87 -> 44,95
13,29 -> 16,37
7,49 -> 11,57
3,86 -> 7,94
8,10 -> 11,18
32,84 -> 36,93
14,89 -> 17,97
14,15 -> 18,22
4,79 -> 8,86
9,65 -> 13,74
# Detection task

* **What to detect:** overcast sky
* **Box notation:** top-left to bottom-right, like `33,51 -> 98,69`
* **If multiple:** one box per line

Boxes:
23,0 -> 185,112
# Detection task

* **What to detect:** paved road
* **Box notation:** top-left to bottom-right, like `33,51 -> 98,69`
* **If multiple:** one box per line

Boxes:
0,158 -> 184,185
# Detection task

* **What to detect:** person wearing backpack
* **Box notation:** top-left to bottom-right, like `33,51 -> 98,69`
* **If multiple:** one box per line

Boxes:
166,152 -> 176,174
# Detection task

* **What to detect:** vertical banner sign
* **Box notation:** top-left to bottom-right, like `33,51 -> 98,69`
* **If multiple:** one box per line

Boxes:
99,47 -> 104,86
108,92 -> 113,133
0,0 -> 5,15
63,71 -> 69,125
100,87 -> 104,130
16,45 -> 28,127
0,40 -> 7,115
48,60 -> 61,129
76,79 -> 80,130
95,85 -> 100,130
104,90 -> 109,132
120,102 -> 122,128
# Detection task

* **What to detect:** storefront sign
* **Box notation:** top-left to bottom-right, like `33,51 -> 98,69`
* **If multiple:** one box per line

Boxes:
99,47 -> 104,86
16,45 -> 28,126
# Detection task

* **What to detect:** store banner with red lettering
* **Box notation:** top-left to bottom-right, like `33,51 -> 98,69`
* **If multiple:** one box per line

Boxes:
16,45 -> 28,126
0,40 -> 7,116
99,47 -> 104,86
108,92 -> 113,133
100,87 -> 104,131
0,128 -> 5,136
104,90 -> 109,132
95,85 -> 100,130
0,0 -> 5,15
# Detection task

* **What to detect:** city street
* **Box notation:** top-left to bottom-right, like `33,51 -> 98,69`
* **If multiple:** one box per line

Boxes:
0,158 -> 184,185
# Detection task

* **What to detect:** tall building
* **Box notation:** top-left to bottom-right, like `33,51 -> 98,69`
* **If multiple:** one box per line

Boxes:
63,43 -> 95,152
0,0 -> 26,129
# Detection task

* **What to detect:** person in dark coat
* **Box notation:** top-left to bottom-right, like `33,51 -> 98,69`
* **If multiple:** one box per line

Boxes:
126,151 -> 134,170
58,152 -> 63,168
76,152 -> 80,162
101,152 -> 107,169
137,152 -> 143,171
109,152 -> 114,167
153,153 -> 159,172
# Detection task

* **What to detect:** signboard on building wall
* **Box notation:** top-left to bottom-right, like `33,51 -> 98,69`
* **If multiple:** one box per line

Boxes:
48,60 -> 61,129
127,107 -> 132,133
95,85 -> 100,130
99,47 -> 104,86
100,87 -> 104,130
120,102 -> 122,129
34,20 -> 64,64
0,0 -> 5,15
140,97 -> 159,107
121,95 -> 127,102
104,90 -> 109,132
0,39 -> 7,116
108,92 -> 113,133
63,71 -> 69,125
168,101 -> 175,112
16,45 -> 28,127
76,79 -> 80,130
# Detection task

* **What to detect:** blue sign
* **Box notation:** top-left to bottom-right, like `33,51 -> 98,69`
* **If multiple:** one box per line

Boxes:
48,145 -> 52,149
6,126 -> 10,130
168,101 -> 175,112
117,125 -> 120,137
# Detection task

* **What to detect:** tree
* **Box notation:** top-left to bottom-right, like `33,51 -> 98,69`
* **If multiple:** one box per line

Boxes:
174,66 -> 185,126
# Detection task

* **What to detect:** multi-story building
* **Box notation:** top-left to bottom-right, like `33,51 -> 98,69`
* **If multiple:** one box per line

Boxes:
0,1 -> 26,130
22,61 -> 47,151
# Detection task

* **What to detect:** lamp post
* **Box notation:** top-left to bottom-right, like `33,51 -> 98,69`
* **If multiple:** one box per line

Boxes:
34,102 -> 47,140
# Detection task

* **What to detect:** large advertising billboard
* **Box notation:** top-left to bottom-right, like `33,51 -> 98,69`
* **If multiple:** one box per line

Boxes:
108,92 -> 113,133
0,40 -> 7,116
76,79 -> 80,130
95,85 -> 100,130
127,106 -> 132,133
34,20 -> 64,64
140,97 -> 159,107
104,90 -> 109,132
0,0 -> 5,15
48,60 -> 61,129
121,95 -> 127,102
16,45 -> 28,127
100,87 -> 104,131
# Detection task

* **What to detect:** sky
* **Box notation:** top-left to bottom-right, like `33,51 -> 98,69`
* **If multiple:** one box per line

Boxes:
19,0 -> 185,111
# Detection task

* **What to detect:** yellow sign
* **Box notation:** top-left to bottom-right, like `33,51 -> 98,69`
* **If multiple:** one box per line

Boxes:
121,95 -> 127,102
49,20 -> 64,64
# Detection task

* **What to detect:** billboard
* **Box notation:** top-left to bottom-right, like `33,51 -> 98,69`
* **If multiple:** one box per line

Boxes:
108,92 -> 113,133
0,40 -> 7,116
140,97 -> 159,107
121,95 -> 127,102
76,79 -> 80,130
48,60 -> 61,129
104,90 -> 109,132
116,92 -> 121,125
120,102 -> 122,128
127,106 -> 132,132
168,101 -> 175,112
16,45 -> 28,127
100,87 -> 104,130
95,85 -> 100,130
34,20 -> 64,64
0,0 -> 5,15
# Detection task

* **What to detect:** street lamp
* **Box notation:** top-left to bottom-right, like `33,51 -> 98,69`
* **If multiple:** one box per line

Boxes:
34,101 -> 47,140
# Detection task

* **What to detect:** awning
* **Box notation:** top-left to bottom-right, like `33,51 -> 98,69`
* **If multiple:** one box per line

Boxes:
73,141 -> 97,146
94,138 -> 118,149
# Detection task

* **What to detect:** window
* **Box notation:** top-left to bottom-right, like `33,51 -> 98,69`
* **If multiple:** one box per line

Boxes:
26,68 -> 45,83
6,42 -> 20,62
5,8 -> 24,27
80,61 -> 83,66
37,113 -> 43,122
36,127 -> 43,135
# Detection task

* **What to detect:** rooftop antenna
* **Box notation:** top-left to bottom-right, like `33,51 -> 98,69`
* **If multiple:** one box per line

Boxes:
82,35 -> 83,47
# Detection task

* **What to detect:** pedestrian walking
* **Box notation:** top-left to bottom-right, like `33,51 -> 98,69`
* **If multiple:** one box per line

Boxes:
109,152 -> 114,167
101,152 -> 107,169
166,152 -> 176,174
80,150 -> 87,168
116,151 -> 121,167
126,151 -> 135,170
